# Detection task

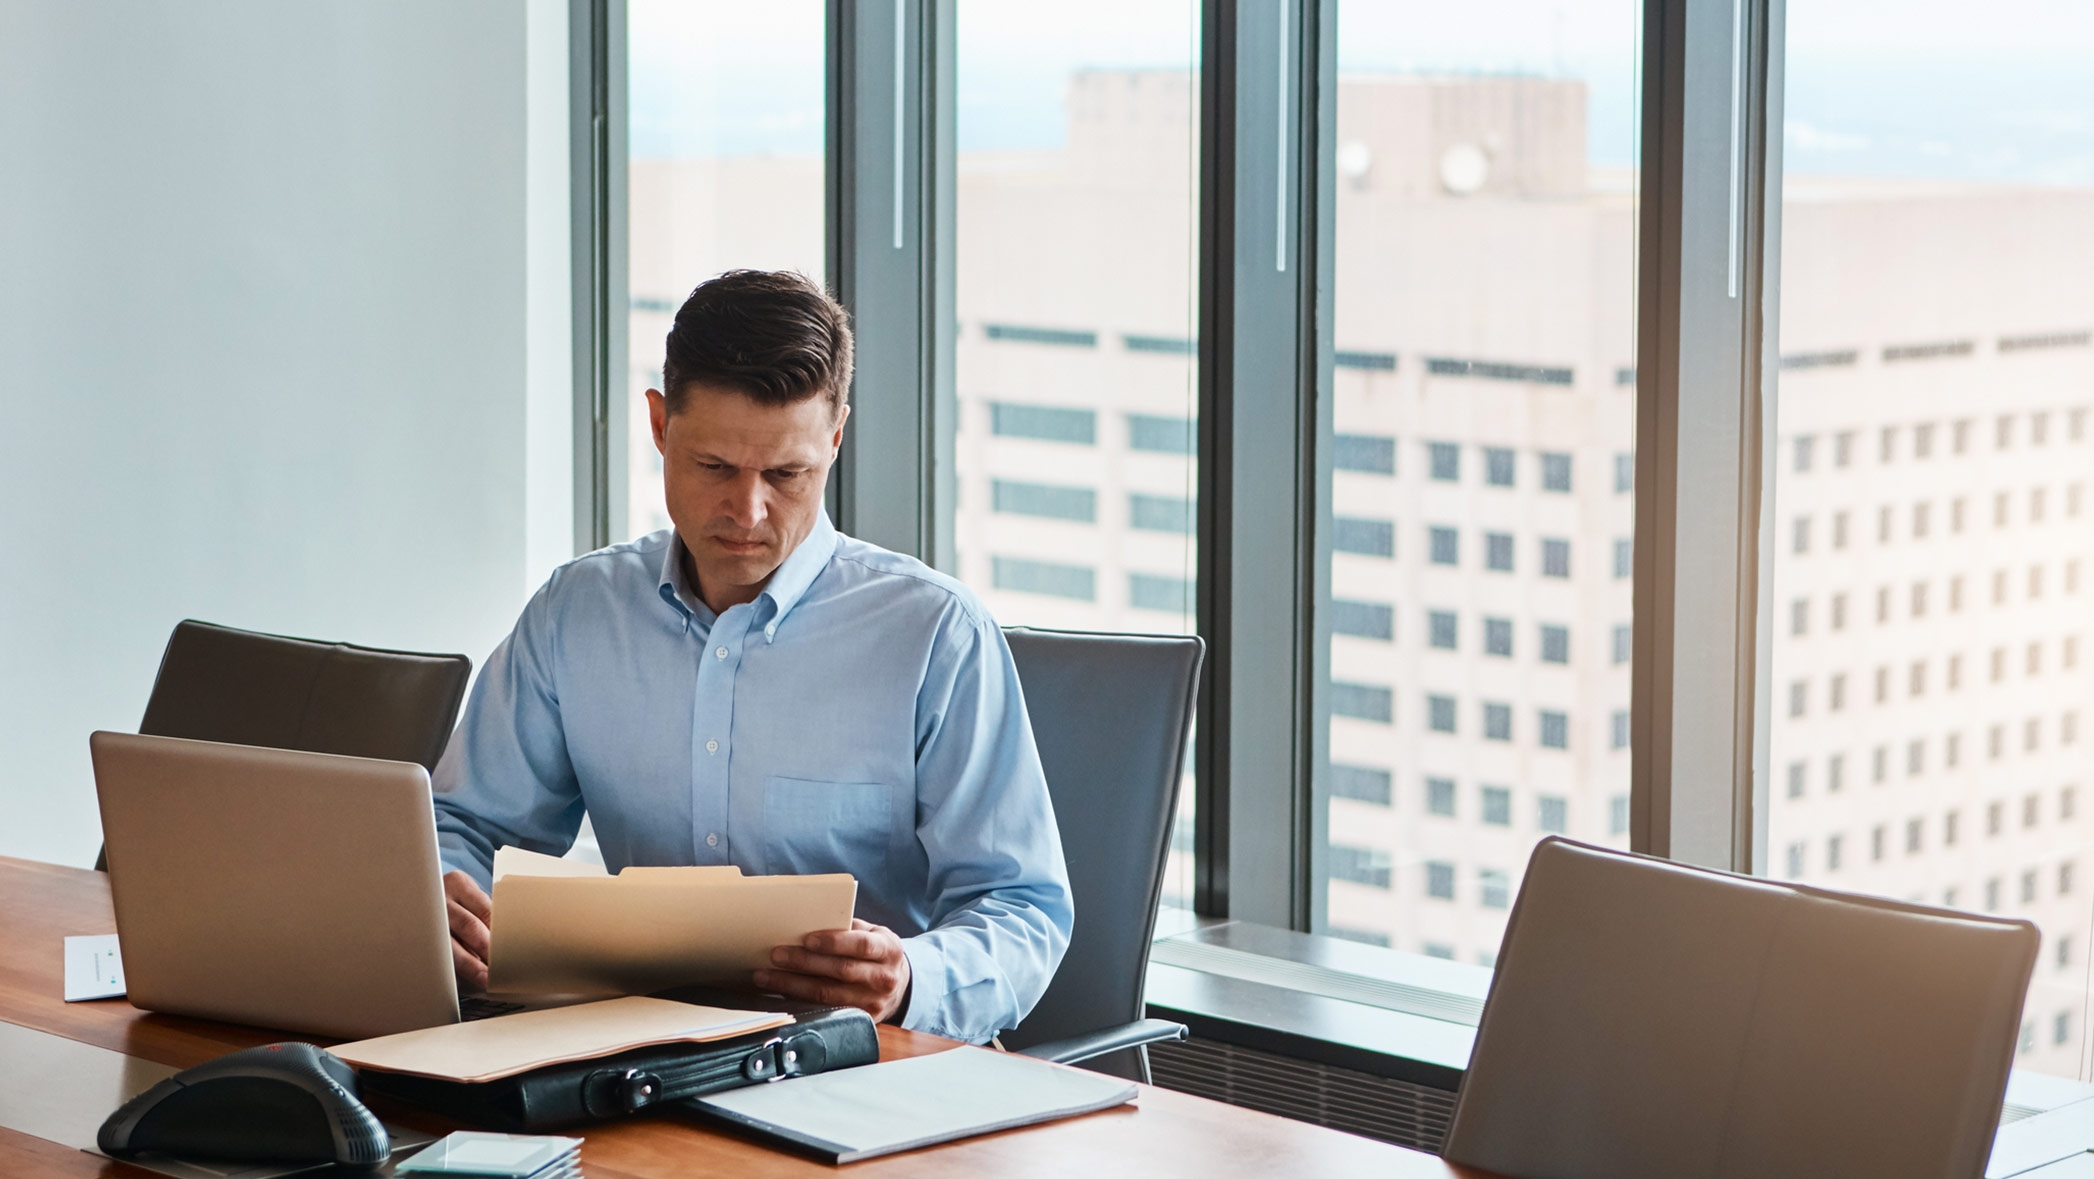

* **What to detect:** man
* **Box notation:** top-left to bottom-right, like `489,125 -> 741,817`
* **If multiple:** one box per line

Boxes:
431,270 -> 1071,1044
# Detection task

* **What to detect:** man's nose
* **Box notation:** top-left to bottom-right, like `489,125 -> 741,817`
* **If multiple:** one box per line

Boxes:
720,472 -> 767,530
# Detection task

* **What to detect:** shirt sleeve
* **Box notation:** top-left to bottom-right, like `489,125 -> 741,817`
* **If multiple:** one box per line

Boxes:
896,609 -> 1074,1043
431,576 -> 586,891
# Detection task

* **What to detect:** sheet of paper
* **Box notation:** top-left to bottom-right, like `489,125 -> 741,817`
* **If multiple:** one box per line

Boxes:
63,933 -> 126,1001
330,995 -> 792,1083
486,847 -> 854,995
491,846 -> 608,881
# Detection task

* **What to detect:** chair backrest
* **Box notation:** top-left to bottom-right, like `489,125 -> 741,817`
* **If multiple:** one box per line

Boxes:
999,627 -> 1203,1080
98,619 -> 471,869
1443,837 -> 2038,1179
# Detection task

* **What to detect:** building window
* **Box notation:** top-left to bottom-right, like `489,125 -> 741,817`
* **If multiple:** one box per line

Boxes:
1484,447 -> 1515,487
1612,624 -> 1632,664
1906,818 -> 1923,854
1793,516 -> 1812,554
1128,491 -> 1194,533
1429,526 -> 1460,566
2026,793 -> 2042,828
1615,452 -> 1634,493
2022,870 -> 2039,905
1538,795 -> 1568,834
1610,795 -> 1630,836
1331,764 -> 1392,805
992,556 -> 1095,600
1878,504 -> 1893,544
1613,710 -> 1632,751
1425,861 -> 1456,900
2061,860 -> 2076,896
1423,942 -> 1456,959
1785,842 -> 1805,879
1482,702 -> 1513,741
1127,413 -> 1194,455
1611,538 -> 1631,579
1831,593 -> 1847,630
1914,422 -> 1935,458
1333,516 -> 1396,558
1872,825 -> 1886,862
1907,739 -> 1925,777
1545,538 -> 1574,579
1788,680 -> 1809,719
1332,682 -> 1393,724
1833,511 -> 1850,550
1425,776 -> 1456,816
1481,786 -> 1512,826
1790,598 -> 1809,637
1129,573 -> 1193,614
1540,452 -> 1573,492
989,402 -> 1097,444
1539,624 -> 1570,664
1794,435 -> 1815,472
1332,599 -> 1394,641
1829,673 -> 1846,712
1872,746 -> 1887,783
1989,801 -> 2004,836
1427,695 -> 1457,733
1427,609 -> 1458,650
1538,710 -> 1569,750
1827,753 -> 1844,792
1913,501 -> 1931,538
1945,810 -> 1960,846
2057,1012 -> 2073,1048
1331,844 -> 1392,889
1479,869 -> 1511,910
1485,532 -> 1515,572
993,479 -> 1096,522
1331,432 -> 1395,474
1428,441 -> 1461,481
1826,833 -> 1843,871
1484,617 -> 1514,657
1880,426 -> 1897,463
1786,761 -> 1806,799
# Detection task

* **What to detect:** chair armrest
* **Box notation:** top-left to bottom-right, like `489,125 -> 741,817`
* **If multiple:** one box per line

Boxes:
1013,1019 -> 1188,1066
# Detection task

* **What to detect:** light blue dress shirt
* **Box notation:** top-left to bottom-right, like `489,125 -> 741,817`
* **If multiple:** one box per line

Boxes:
431,512 -> 1073,1043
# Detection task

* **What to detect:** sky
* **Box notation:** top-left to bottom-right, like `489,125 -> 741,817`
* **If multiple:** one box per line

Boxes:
627,0 -> 2094,186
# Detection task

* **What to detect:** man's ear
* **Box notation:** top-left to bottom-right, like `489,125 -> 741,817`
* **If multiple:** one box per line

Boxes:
647,389 -> 670,454
830,402 -> 851,455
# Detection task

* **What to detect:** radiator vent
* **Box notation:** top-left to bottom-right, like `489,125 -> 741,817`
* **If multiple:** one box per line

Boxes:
1148,1036 -> 1457,1154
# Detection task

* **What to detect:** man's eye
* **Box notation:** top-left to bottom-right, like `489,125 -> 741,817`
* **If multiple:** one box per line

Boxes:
767,469 -> 805,483
698,461 -> 730,473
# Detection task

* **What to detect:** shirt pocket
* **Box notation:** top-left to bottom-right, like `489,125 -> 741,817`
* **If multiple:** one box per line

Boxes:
761,775 -> 895,878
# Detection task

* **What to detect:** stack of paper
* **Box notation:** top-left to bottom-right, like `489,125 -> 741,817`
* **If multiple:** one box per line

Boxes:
487,847 -> 856,995
396,1132 -> 580,1178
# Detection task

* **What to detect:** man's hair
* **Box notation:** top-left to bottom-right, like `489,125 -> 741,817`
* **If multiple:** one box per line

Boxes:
659,270 -> 853,417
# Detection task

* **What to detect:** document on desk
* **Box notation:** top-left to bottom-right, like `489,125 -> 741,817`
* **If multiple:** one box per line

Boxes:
331,995 -> 791,1083
63,933 -> 126,1001
485,847 -> 857,995
691,1046 -> 1139,1164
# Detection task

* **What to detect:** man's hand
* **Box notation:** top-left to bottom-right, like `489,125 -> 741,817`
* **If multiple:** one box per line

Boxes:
443,869 -> 492,994
755,919 -> 912,1023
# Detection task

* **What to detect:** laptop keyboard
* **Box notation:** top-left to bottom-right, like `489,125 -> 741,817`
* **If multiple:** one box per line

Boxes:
459,995 -> 528,1021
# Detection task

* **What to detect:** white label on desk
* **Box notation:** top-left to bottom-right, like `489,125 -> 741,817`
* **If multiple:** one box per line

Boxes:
63,933 -> 126,1001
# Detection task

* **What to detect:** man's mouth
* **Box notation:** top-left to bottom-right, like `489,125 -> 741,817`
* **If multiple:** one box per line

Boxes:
712,537 -> 767,554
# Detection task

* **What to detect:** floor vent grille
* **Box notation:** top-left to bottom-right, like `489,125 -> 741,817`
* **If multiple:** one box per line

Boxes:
1148,1036 -> 1456,1154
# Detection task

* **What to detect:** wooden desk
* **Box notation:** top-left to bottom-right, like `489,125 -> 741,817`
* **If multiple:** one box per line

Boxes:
0,856 -> 1494,1178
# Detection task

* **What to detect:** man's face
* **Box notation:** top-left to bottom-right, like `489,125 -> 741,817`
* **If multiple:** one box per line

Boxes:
648,381 -> 846,611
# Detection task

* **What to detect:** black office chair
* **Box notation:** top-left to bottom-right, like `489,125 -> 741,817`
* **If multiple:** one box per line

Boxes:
1000,626 -> 1204,1082
94,619 -> 472,871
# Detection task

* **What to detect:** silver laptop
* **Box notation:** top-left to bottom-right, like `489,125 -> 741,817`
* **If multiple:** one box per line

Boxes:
91,730 -> 509,1040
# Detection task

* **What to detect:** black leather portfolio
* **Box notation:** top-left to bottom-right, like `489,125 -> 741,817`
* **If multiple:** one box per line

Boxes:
359,1003 -> 878,1132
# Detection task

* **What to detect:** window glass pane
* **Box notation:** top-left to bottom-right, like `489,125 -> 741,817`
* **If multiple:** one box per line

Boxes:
1766,0 -> 2094,1078
625,1 -> 825,541
952,4 -> 1200,904
1323,0 -> 1640,961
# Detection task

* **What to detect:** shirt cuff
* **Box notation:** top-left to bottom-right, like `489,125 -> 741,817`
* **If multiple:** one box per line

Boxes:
897,935 -> 948,1035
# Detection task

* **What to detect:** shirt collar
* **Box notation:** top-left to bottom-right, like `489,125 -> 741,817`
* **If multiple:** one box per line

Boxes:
655,512 -> 839,642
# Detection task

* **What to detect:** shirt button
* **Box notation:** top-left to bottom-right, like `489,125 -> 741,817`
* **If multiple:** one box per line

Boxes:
715,646 -> 727,660
705,739 -> 719,754
706,833 -> 719,848
764,625 -> 776,639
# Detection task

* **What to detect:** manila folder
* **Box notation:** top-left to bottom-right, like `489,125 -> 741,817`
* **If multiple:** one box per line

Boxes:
332,996 -> 791,1083
486,847 -> 856,995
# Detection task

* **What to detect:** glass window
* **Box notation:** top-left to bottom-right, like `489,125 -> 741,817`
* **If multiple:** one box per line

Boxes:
1428,609 -> 1459,649
1539,452 -> 1573,493
1539,624 -> 1570,664
624,1 -> 826,541
1332,844 -> 1393,889
1766,2 -> 2094,1078
1485,447 -> 1516,487
1333,432 -> 1397,474
1426,775 -> 1457,816
993,556 -> 1095,601
1333,682 -> 1394,724
1334,516 -> 1397,557
1479,868 -> 1512,909
1333,598 -> 1395,641
1127,413 -> 1194,455
1128,572 -> 1193,614
990,402 -> 1099,444
1485,616 -> 1514,657
1128,492 -> 1194,533
1332,764 -> 1393,805
1481,785 -> 1512,826
1425,861 -> 1456,901
1320,0 -> 1639,952
1428,441 -> 1462,481
992,479 -> 1096,522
